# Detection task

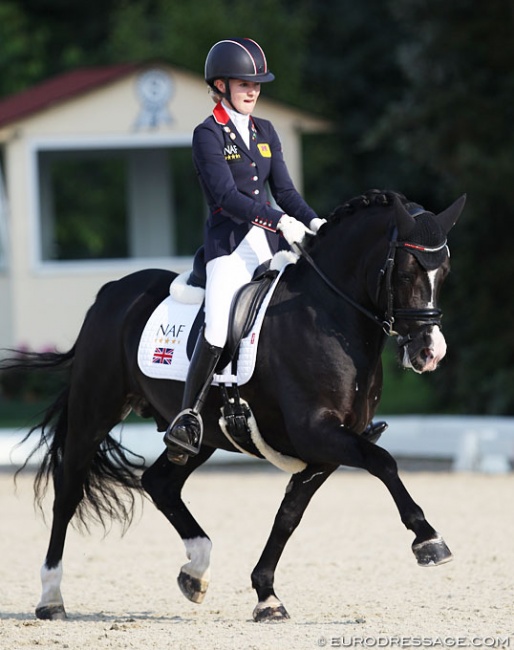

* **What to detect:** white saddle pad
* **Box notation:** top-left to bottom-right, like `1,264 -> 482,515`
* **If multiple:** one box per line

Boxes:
137,269 -> 284,386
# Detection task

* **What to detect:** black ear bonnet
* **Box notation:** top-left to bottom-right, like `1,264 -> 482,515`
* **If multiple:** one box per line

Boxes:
401,203 -> 449,271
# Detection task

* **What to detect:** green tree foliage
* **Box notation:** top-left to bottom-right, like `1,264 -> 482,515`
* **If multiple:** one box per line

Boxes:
0,0 -> 122,90
107,0 -> 311,106
371,0 -> 514,413
301,0 -> 440,217
0,2 -> 47,93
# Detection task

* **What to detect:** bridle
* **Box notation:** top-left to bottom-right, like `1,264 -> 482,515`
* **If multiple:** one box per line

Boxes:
378,232 -> 446,345
296,227 -> 447,347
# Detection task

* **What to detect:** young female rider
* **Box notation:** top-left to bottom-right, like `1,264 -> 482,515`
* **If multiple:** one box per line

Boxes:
164,37 -> 326,464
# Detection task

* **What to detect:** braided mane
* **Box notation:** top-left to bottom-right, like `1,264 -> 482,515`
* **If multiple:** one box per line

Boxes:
305,190 -> 402,253
329,189 -> 408,221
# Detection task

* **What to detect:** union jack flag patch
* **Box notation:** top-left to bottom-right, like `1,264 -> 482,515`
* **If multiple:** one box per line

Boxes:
152,347 -> 174,364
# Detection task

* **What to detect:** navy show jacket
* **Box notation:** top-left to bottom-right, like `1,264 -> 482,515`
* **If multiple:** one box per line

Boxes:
192,102 -> 318,264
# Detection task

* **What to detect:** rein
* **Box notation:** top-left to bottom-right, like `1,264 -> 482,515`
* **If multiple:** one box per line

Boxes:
297,242 -> 390,332
296,230 -> 445,345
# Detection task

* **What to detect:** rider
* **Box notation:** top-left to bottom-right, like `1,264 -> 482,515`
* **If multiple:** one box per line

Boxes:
164,37 -> 325,464
164,37 -> 387,464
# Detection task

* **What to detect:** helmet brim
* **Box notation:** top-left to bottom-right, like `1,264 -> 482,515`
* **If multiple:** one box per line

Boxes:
207,71 -> 275,84
239,71 -> 275,83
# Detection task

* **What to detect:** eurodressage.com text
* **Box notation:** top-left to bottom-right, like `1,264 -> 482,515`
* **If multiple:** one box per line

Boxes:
316,637 -> 511,648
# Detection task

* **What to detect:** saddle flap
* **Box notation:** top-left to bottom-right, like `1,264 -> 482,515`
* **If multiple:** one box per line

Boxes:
225,269 -> 279,361
137,265 -> 286,386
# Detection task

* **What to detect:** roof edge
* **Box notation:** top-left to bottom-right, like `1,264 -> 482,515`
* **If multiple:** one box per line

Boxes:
0,63 -> 143,129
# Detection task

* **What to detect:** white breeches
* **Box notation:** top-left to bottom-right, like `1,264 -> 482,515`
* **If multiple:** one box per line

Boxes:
204,226 -> 273,348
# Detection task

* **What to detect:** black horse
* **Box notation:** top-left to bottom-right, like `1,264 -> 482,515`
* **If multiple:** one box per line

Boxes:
11,189 -> 465,622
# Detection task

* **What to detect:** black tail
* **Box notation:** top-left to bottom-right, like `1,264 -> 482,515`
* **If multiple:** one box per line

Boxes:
4,348 -> 145,531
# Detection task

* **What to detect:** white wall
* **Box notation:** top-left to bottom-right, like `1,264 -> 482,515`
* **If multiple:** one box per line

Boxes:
2,416 -> 513,473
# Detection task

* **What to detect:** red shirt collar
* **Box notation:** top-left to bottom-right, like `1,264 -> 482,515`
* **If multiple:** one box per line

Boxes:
213,102 -> 257,133
213,102 -> 230,125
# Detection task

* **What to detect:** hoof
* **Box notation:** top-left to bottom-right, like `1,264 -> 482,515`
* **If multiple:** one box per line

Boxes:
35,604 -> 67,620
177,569 -> 209,604
253,596 -> 290,622
412,535 -> 453,567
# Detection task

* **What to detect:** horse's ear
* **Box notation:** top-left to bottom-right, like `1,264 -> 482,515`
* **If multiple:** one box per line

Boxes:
436,194 -> 466,234
394,196 -> 416,239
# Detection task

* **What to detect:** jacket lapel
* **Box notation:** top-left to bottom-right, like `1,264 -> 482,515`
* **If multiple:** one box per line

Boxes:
213,103 -> 257,164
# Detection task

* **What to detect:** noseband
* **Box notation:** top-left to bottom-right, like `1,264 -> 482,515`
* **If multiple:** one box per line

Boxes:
297,228 -> 446,346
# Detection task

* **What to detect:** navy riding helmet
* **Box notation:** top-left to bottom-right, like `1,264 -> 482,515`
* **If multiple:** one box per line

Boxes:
204,37 -> 275,88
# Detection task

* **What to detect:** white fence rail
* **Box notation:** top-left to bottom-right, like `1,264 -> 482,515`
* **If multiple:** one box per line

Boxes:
1,416 -> 513,472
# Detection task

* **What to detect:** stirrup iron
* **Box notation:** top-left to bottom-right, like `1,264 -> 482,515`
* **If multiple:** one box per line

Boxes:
165,408 -> 204,456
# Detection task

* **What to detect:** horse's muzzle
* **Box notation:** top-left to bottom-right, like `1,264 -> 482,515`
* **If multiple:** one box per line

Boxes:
401,325 -> 447,373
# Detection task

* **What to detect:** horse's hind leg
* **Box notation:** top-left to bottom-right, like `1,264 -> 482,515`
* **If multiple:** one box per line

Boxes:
251,464 -> 335,622
37,386 -> 130,620
141,446 -> 215,604
37,466 -> 85,619
36,438 -> 102,620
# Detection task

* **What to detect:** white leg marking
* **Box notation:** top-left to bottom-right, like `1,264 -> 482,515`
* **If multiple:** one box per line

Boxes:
38,562 -> 64,609
182,537 -> 212,581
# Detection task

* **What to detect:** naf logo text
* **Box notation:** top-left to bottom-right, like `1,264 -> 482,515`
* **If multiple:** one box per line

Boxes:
157,323 -> 185,338
224,144 -> 241,161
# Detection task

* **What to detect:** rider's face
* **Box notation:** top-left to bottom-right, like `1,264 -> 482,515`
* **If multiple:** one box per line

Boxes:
216,79 -> 261,115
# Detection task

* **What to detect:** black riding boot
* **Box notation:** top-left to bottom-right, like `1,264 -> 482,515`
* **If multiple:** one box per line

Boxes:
362,420 -> 388,444
164,332 -> 223,465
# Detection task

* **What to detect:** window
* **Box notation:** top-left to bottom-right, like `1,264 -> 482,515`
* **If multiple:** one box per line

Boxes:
38,146 -> 205,262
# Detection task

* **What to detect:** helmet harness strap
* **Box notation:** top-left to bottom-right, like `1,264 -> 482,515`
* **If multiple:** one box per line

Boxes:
213,78 -> 240,114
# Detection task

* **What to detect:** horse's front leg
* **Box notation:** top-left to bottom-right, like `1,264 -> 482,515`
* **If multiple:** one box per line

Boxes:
296,425 -> 453,567
251,464 -> 336,622
141,446 -> 215,604
370,445 -> 453,566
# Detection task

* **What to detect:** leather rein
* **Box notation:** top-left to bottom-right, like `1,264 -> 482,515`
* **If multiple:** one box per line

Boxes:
296,230 -> 446,347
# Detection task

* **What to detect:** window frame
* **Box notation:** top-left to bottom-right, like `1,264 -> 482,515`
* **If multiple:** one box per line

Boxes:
28,133 -> 197,275
0,158 -> 9,271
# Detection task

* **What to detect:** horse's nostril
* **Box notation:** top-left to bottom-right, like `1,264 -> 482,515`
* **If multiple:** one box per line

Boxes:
423,348 -> 434,361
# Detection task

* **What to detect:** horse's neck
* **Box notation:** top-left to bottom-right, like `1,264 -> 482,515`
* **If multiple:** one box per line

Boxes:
283,215 -> 391,363
299,217 -> 389,317
281,263 -> 386,360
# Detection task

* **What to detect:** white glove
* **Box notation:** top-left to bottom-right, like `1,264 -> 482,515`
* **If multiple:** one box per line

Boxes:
277,215 -> 313,249
309,217 -> 327,233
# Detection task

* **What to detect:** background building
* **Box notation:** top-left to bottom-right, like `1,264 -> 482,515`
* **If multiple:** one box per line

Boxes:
0,62 -> 326,350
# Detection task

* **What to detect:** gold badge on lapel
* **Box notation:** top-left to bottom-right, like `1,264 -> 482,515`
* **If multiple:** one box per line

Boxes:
257,143 -> 271,158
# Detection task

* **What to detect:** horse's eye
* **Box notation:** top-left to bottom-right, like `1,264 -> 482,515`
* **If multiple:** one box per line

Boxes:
398,272 -> 414,285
